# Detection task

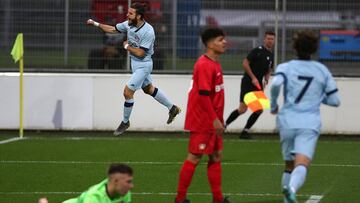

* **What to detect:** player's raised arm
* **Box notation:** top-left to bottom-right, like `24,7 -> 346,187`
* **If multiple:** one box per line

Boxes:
86,19 -> 118,34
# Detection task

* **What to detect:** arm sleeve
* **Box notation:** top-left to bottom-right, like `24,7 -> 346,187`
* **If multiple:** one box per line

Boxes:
270,72 -> 285,112
139,31 -> 155,50
198,93 -> 218,122
322,72 -> 340,107
115,21 -> 128,33
197,64 -> 218,121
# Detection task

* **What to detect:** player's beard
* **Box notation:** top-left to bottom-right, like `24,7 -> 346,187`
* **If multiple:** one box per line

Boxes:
128,18 -> 138,26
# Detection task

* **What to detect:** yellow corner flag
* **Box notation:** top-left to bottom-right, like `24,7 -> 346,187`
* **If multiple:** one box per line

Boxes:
11,33 -> 24,63
11,33 -> 25,138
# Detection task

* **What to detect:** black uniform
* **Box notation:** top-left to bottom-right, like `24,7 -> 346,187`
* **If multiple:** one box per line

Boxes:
240,45 -> 274,102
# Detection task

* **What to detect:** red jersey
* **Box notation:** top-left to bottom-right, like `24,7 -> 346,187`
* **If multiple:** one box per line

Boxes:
185,55 -> 225,133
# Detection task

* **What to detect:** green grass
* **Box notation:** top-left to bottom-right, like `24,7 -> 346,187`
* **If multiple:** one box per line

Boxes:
1,131 -> 360,203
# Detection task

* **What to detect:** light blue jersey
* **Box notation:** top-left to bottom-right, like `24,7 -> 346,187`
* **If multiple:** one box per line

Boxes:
270,60 -> 340,133
115,21 -> 155,91
115,21 -> 155,67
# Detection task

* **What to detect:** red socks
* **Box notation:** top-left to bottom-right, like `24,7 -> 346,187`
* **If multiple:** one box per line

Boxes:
176,160 -> 197,202
176,160 -> 223,202
207,161 -> 223,202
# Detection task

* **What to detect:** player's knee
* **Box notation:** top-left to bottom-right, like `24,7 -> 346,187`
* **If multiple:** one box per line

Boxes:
142,87 -> 150,95
142,85 -> 155,95
295,154 -> 311,167
238,106 -> 247,114
210,151 -> 222,162
123,88 -> 134,100
187,153 -> 202,164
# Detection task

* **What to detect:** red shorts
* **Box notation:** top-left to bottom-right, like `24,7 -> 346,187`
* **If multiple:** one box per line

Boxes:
188,131 -> 223,155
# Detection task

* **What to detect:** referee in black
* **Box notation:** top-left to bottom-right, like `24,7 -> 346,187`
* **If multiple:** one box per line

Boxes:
225,31 -> 275,139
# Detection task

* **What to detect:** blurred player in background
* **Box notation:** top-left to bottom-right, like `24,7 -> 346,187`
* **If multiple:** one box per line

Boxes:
62,163 -> 134,203
175,28 -> 230,203
270,30 -> 340,203
87,2 -> 180,135
225,31 -> 275,139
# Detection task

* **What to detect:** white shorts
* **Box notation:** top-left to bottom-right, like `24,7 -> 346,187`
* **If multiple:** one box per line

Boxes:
127,61 -> 153,91
279,128 -> 319,161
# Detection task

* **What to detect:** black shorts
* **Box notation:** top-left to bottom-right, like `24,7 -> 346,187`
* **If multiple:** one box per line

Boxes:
240,78 -> 263,102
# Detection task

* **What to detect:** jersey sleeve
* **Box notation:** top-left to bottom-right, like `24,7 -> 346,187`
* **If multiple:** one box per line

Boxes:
246,47 -> 258,63
324,70 -> 338,94
322,69 -> 340,106
139,30 -> 154,50
270,64 -> 287,112
196,62 -> 218,121
197,62 -> 213,91
115,21 -> 128,33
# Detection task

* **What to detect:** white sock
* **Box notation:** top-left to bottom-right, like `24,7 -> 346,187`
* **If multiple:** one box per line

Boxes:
123,99 -> 134,123
151,88 -> 173,110
289,165 -> 307,193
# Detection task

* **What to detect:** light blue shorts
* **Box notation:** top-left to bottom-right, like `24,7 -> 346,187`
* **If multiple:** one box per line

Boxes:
279,128 -> 319,161
127,61 -> 153,91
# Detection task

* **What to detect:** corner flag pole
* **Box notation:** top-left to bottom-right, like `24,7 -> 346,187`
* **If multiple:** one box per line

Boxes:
11,33 -> 24,138
19,51 -> 24,138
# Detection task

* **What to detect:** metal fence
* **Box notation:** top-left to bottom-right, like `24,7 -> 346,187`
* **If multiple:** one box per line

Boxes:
1,0 -> 360,75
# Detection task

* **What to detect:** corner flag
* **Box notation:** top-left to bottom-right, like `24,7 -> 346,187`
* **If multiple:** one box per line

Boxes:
11,33 -> 25,138
11,33 -> 24,63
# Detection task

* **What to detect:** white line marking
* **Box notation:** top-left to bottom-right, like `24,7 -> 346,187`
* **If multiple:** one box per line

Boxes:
305,195 -> 323,203
25,136 -> 360,144
0,137 -> 26,145
0,191 -> 317,197
0,160 -> 359,168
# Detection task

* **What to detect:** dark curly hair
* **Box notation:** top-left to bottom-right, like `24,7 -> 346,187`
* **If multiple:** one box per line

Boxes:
293,30 -> 319,60
131,2 -> 146,19
201,27 -> 225,46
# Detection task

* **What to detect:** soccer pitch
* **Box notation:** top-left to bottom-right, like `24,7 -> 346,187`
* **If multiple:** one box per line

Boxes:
1,131 -> 360,203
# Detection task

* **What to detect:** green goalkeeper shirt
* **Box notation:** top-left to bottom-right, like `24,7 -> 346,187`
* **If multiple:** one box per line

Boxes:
62,179 -> 131,203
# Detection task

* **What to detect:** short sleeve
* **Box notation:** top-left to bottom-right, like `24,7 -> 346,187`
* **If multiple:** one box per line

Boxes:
139,31 -> 154,50
324,70 -> 338,95
115,21 -> 128,33
197,62 -> 214,92
246,48 -> 258,63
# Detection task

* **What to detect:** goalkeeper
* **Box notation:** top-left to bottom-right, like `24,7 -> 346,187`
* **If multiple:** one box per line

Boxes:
62,163 -> 133,203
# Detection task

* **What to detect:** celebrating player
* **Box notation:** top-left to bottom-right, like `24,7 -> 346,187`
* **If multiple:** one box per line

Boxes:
270,30 -> 340,203
87,2 -> 180,135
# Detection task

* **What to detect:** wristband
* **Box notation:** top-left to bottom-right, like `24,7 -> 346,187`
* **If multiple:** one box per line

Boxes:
124,43 -> 129,50
93,21 -> 100,27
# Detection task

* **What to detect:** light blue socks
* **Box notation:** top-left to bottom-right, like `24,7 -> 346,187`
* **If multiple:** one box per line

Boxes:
123,99 -> 134,123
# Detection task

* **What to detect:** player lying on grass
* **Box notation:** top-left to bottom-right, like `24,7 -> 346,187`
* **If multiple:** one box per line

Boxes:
63,163 -> 134,203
